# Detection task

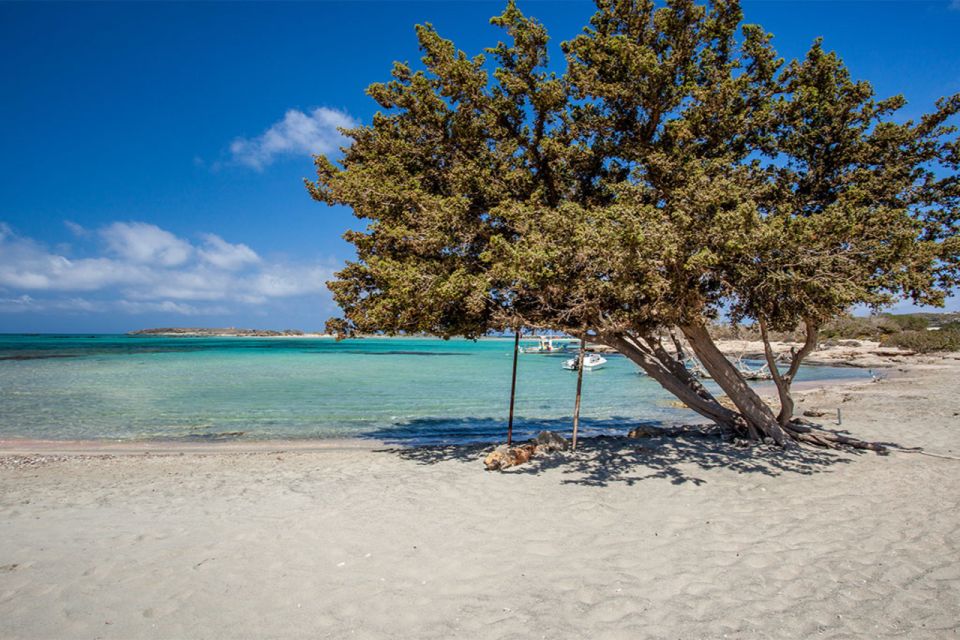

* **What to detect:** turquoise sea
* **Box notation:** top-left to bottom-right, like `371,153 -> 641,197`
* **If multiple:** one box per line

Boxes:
0,335 -> 867,445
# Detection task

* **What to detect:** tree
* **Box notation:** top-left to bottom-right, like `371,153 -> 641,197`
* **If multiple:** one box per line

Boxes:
308,0 -> 959,449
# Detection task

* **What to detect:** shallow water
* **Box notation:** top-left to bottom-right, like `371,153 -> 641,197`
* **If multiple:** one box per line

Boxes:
0,335 -> 868,445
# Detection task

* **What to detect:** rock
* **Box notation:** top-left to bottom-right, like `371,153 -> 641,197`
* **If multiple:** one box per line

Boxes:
803,409 -> 827,417
627,425 -> 661,438
484,444 -> 537,471
532,431 -> 568,452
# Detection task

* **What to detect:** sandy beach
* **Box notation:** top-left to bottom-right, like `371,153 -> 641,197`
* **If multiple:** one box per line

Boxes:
2,352 -> 959,639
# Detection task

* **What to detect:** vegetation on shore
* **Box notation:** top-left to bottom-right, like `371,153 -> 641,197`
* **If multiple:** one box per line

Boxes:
710,313 -> 960,345
309,0 -> 959,449
129,328 -> 313,337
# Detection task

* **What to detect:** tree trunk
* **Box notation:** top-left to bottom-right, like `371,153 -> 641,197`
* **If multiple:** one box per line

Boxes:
596,324 -> 882,453
759,318 -> 819,427
602,333 -> 739,430
644,334 -> 714,404
681,322 -> 787,445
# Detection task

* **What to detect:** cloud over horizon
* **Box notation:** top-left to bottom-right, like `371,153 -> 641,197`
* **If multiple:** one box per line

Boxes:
0,221 -> 336,322
228,107 -> 356,170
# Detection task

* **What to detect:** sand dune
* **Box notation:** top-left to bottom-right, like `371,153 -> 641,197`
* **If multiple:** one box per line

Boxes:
2,355 -> 959,639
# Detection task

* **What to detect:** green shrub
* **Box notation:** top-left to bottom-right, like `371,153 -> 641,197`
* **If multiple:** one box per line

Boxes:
821,316 -> 900,340
880,327 -> 960,353
882,314 -> 930,331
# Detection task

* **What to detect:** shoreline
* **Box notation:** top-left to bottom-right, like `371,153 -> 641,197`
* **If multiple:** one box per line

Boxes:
0,437 -> 382,458
0,372 -> 883,460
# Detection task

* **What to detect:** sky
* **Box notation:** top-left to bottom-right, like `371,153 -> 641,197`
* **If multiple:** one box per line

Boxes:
1,1 -> 958,333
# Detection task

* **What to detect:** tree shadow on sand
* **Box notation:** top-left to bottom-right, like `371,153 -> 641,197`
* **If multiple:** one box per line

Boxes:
372,416 -> 893,487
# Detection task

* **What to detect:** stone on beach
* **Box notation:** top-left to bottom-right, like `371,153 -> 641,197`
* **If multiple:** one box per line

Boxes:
483,431 -> 569,470
483,444 -> 537,471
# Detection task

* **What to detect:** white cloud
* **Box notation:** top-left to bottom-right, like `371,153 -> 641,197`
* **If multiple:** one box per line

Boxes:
228,107 -> 356,170
64,220 -> 90,238
0,295 -> 35,313
101,222 -> 193,266
118,300 -> 229,316
249,265 -> 332,298
199,233 -> 260,270
0,229 -> 151,291
0,295 -> 98,314
0,221 -> 336,317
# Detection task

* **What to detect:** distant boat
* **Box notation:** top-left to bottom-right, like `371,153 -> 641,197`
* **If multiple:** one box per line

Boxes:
519,335 -> 573,354
563,353 -> 607,371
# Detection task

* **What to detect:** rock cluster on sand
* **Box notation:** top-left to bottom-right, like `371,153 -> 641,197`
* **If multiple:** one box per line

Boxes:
483,431 -> 569,471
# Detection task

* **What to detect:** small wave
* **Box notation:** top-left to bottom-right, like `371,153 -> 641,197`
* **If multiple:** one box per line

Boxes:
0,354 -> 80,361
163,431 -> 247,442
306,350 -> 471,357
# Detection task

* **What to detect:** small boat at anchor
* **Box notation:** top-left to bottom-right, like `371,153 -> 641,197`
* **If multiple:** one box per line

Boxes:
519,335 -> 574,354
563,353 -> 608,371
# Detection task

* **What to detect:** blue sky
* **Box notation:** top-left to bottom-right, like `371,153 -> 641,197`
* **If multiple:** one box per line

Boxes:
1,1 -> 958,333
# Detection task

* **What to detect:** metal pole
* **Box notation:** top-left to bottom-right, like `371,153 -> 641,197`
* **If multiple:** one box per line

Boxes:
507,329 -> 521,445
572,337 -> 586,450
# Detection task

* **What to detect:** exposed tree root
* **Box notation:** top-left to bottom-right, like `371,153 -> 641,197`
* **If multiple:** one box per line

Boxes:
781,420 -> 887,452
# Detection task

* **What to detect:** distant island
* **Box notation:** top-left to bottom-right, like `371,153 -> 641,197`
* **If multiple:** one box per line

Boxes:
128,328 -> 329,337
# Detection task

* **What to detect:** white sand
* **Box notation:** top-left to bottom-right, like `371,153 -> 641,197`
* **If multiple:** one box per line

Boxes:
2,354 -> 959,639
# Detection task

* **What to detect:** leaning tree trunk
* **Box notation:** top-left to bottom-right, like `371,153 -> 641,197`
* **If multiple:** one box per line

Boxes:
592,324 -> 884,452
601,333 -> 738,430
681,322 -> 787,445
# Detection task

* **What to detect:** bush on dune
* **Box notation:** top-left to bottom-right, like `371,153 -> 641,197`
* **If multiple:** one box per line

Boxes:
881,326 -> 960,353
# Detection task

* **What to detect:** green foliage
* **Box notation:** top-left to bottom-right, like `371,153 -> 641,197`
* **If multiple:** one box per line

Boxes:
883,314 -> 930,331
880,326 -> 960,353
309,0 -> 959,342
819,316 -> 901,340
710,313 -> 940,342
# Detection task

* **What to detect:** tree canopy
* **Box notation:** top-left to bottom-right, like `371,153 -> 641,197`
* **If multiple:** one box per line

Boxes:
308,0 -> 959,448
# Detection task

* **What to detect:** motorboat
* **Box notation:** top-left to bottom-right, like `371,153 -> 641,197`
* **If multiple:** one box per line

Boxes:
519,335 -> 572,354
563,353 -> 607,371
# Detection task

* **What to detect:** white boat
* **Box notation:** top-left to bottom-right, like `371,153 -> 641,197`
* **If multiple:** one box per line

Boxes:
563,353 -> 607,371
519,335 -> 572,354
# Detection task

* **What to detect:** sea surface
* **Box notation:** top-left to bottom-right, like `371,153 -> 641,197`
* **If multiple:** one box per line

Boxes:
0,334 -> 868,445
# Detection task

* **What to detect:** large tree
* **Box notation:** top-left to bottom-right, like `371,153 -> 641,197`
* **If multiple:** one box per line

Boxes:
308,0 -> 959,448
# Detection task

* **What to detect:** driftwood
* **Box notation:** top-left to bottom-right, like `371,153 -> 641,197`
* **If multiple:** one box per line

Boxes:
782,419 -> 887,452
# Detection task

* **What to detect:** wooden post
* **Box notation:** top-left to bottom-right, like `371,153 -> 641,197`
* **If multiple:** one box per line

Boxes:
572,337 -> 586,450
507,329 -> 521,445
